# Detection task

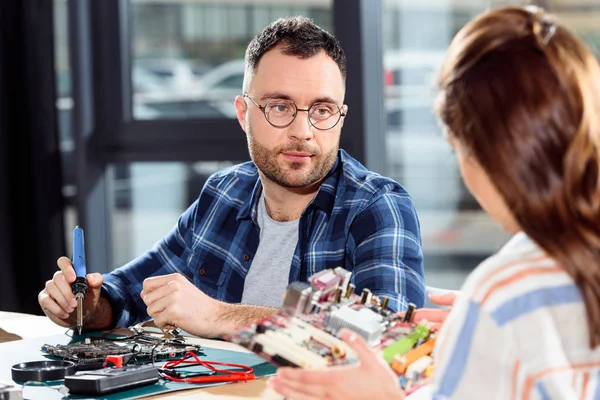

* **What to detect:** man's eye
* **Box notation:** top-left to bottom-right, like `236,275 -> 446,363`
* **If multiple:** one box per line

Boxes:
269,103 -> 292,113
274,105 -> 290,112
311,104 -> 335,118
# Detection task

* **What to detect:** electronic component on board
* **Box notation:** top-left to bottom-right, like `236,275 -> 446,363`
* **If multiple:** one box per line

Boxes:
344,283 -> 355,299
381,296 -> 389,310
403,302 -> 416,322
42,333 -> 202,365
326,307 -> 383,345
360,288 -> 372,304
282,282 -> 314,316
225,267 -> 437,394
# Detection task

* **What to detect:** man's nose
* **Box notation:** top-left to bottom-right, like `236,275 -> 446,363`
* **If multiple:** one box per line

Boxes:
287,110 -> 314,141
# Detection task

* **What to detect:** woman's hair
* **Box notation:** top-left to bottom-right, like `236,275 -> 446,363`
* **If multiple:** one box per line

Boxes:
436,6 -> 600,347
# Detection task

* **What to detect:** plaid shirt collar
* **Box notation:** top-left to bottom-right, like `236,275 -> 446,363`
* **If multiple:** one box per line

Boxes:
236,149 -> 344,223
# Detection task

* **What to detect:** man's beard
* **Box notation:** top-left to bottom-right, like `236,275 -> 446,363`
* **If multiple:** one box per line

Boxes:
247,130 -> 338,189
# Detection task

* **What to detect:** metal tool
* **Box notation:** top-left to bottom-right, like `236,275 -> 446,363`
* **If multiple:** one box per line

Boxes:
72,226 -> 88,335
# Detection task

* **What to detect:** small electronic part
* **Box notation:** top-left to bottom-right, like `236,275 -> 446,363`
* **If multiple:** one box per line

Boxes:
390,338 -> 436,375
64,365 -> 159,396
309,269 -> 341,300
381,296 -> 389,310
334,287 -> 343,303
405,355 -> 433,378
225,267 -> 437,395
382,324 -> 430,363
333,267 -> 352,296
0,382 -> 23,400
282,281 -> 313,316
326,307 -> 383,345
403,302 -> 416,322
360,288 -> 372,304
344,283 -> 355,299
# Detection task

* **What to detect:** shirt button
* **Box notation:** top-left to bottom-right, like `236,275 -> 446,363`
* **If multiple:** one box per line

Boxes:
199,268 -> 206,275
243,254 -> 250,261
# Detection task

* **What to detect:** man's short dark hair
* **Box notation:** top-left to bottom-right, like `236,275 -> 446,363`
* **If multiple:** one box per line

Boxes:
243,16 -> 347,92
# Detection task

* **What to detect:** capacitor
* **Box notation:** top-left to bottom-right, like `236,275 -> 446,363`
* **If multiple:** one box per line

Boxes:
345,283 -> 355,299
381,296 -> 389,310
360,288 -> 372,304
403,302 -> 416,322
398,376 -> 407,390
335,286 -> 343,303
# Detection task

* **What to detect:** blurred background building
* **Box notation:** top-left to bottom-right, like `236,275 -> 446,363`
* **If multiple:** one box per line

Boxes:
1,0 -> 599,312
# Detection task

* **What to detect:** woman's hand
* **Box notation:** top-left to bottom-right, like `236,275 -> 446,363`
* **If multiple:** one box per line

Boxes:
269,329 -> 405,400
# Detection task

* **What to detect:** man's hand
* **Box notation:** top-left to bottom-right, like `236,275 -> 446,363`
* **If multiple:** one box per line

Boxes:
38,257 -> 105,328
141,273 -> 231,338
401,292 -> 456,331
270,329 -> 404,400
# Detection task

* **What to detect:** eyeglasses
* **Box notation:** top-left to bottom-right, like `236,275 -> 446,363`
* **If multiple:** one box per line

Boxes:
244,94 -> 346,130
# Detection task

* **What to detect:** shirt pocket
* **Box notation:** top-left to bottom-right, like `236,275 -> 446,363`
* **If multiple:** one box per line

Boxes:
187,246 -> 228,297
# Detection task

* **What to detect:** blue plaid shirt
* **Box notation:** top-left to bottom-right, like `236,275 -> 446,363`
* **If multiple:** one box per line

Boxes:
102,149 -> 425,328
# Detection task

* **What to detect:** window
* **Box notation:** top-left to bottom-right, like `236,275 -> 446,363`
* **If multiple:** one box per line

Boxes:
130,0 -> 333,120
109,161 -> 239,268
382,0 -> 600,290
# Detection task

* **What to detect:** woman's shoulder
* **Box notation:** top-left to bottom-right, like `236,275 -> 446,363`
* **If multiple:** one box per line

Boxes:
459,233 -> 579,324
460,233 -> 550,293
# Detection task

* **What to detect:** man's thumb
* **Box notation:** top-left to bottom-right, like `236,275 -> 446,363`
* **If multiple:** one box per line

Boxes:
86,272 -> 104,288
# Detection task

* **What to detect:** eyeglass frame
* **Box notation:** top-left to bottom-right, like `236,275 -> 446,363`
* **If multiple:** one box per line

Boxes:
243,94 -> 347,130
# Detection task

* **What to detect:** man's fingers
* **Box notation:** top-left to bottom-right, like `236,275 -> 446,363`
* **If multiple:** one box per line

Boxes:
340,329 -> 381,366
142,280 -> 180,306
38,292 -> 71,320
428,292 -> 456,306
52,271 -> 77,308
146,292 -> 178,323
152,299 -> 180,329
142,273 -> 183,295
57,257 -> 76,282
44,280 -> 74,314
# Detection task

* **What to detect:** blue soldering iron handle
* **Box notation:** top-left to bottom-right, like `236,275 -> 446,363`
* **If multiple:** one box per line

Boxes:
73,226 -> 87,278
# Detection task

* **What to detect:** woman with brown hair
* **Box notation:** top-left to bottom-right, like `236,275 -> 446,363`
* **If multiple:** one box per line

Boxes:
269,6 -> 600,399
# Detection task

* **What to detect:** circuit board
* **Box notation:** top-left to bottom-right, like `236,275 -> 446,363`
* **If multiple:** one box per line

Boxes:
42,333 -> 202,364
225,267 -> 436,394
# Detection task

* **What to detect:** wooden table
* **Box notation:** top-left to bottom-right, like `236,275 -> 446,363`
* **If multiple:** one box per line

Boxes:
0,312 -> 281,399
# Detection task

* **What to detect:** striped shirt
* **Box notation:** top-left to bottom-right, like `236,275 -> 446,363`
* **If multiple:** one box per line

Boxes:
102,149 -> 425,328
431,232 -> 600,400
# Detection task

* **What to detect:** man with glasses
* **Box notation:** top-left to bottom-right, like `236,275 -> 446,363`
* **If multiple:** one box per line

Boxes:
38,17 -> 425,338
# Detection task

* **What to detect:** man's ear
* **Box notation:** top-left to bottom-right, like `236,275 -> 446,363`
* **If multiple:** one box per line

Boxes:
234,95 -> 248,133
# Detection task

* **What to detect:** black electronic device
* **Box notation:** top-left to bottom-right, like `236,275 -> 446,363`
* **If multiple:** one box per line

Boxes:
64,364 -> 159,395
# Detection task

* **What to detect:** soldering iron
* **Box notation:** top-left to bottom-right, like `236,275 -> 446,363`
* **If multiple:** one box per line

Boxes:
72,226 -> 88,335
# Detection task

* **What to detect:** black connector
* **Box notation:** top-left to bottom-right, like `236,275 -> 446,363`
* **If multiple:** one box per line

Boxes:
71,276 -> 88,296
